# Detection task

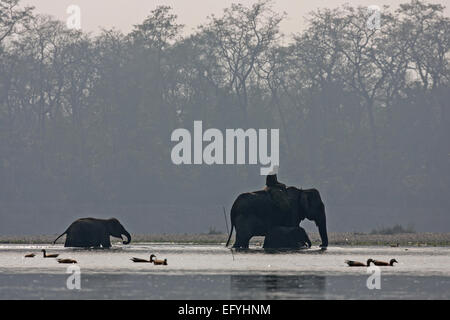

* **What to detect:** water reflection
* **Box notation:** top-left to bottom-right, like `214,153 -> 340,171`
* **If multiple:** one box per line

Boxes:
2,273 -> 450,299
230,275 -> 326,299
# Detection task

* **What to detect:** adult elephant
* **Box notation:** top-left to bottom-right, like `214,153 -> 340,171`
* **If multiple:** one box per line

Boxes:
53,218 -> 131,248
263,226 -> 312,249
225,187 -> 328,249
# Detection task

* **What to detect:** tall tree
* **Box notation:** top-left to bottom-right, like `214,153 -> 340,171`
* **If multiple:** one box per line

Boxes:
200,0 -> 284,124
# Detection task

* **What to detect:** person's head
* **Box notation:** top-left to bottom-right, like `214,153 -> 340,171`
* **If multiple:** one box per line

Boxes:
266,174 -> 279,187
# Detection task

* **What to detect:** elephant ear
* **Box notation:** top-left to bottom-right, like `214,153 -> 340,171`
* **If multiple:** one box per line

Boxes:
299,192 -> 309,210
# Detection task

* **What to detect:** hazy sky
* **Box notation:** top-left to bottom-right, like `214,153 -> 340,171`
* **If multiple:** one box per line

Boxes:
22,0 -> 450,35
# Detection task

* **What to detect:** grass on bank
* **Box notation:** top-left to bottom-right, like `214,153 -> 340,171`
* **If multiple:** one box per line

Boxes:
370,224 -> 416,235
1,232 -> 450,246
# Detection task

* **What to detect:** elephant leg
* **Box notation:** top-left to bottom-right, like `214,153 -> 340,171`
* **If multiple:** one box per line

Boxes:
65,233 -> 86,247
262,233 -> 274,249
233,216 -> 263,249
88,235 -> 101,248
234,230 -> 252,249
65,233 -> 85,247
66,231 -> 95,248
101,235 -> 111,248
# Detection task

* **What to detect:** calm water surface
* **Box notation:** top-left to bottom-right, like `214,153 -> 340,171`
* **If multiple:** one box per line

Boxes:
0,244 -> 449,299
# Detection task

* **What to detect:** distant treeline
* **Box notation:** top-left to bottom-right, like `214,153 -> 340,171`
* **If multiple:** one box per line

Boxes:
0,0 -> 449,211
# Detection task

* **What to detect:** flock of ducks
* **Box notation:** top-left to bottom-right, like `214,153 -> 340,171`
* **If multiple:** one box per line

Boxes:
24,250 -> 77,264
345,258 -> 398,267
24,250 -> 168,266
24,250 -> 396,268
25,250 -> 395,269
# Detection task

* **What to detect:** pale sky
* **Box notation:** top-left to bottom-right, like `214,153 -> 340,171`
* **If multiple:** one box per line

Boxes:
23,0 -> 450,35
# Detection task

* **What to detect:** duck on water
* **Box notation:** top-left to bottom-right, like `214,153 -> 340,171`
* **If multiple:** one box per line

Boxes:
131,254 -> 168,265
57,258 -> 77,264
345,259 -> 374,267
41,249 -> 59,258
372,259 -> 398,266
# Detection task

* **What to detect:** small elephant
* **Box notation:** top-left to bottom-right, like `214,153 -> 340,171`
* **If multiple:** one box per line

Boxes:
53,217 -> 131,248
263,226 -> 311,249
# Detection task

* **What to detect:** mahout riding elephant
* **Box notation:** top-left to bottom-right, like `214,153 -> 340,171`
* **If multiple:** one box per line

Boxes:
264,174 -> 291,214
263,226 -> 312,249
53,217 -> 131,248
226,187 -> 328,249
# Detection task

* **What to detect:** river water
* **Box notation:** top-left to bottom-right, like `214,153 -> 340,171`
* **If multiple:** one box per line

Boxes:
0,244 -> 449,299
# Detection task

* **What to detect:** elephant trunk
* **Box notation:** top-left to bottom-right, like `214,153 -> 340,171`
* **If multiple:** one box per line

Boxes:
122,230 -> 131,245
318,222 -> 328,248
317,206 -> 328,248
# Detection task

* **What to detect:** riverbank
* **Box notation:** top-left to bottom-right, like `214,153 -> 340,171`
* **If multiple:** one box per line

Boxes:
1,232 -> 450,246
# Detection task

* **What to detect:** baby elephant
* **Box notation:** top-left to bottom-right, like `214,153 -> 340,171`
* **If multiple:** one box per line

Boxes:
263,226 -> 311,249
53,217 -> 131,248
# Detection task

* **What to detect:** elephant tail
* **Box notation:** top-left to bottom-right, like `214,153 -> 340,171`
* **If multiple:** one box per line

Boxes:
225,223 -> 234,247
53,230 -> 67,244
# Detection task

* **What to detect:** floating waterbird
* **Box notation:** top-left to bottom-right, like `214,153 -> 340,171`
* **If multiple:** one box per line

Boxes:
24,253 -> 35,258
345,259 -> 374,267
152,258 -> 168,266
372,259 -> 398,266
131,254 -> 155,263
41,249 -> 59,258
130,254 -> 168,265
57,258 -> 77,264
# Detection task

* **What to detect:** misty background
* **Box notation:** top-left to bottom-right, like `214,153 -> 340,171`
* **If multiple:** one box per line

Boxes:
0,0 -> 449,235
22,0 -> 450,35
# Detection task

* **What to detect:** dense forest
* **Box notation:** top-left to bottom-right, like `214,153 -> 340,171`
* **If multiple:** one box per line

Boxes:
0,0 -> 449,233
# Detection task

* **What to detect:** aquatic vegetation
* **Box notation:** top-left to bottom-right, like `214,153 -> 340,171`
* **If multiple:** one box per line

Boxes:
1,232 -> 450,246
370,224 -> 416,235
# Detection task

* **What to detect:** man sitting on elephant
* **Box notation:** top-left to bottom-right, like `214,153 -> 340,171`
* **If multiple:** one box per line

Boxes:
265,174 -> 291,220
